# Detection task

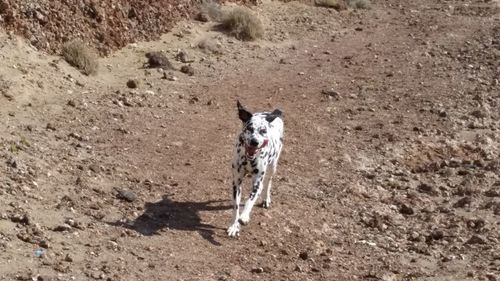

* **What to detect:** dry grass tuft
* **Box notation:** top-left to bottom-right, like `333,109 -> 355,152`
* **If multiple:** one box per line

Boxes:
218,7 -> 264,41
62,40 -> 99,75
315,0 -> 370,10
347,0 -> 371,9
200,0 -> 224,22
315,0 -> 347,10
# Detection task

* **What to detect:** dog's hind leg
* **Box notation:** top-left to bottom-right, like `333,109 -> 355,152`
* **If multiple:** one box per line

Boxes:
263,145 -> 282,208
227,163 -> 245,237
262,163 -> 276,209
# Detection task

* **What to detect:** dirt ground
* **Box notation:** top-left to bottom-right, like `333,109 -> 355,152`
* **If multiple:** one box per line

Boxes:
0,0 -> 499,280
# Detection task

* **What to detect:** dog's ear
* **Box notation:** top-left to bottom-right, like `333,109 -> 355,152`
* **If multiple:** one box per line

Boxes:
237,100 -> 252,123
265,109 -> 283,123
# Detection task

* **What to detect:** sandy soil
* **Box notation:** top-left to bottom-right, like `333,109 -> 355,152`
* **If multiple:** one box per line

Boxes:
0,0 -> 499,280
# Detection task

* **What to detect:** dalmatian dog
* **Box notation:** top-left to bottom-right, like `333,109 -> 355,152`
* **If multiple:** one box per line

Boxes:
227,101 -> 284,237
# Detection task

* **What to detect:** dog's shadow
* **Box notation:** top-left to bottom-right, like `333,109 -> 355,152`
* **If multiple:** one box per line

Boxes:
111,195 -> 230,246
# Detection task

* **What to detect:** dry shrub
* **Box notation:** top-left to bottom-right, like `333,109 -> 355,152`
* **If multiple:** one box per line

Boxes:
200,0 -> 224,22
315,0 -> 347,10
62,40 -> 99,75
219,7 -> 264,41
315,0 -> 370,10
348,0 -> 371,9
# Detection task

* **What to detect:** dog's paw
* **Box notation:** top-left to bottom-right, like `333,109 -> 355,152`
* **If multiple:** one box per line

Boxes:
262,200 -> 271,209
227,223 -> 240,237
238,214 -> 250,225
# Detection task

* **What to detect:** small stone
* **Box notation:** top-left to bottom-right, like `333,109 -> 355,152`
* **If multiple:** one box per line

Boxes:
321,89 -> 340,99
52,224 -> 72,232
46,123 -> 56,131
429,229 -> 444,240
39,240 -> 49,249
88,163 -> 100,173
67,100 -> 76,107
64,254 -> 73,262
453,196 -> 472,208
466,234 -> 487,245
116,189 -> 137,202
145,51 -> 173,69
400,204 -> 415,215
175,50 -> 193,63
251,267 -> 264,274
195,12 -> 209,22
10,213 -> 30,225
180,65 -> 195,76
162,72 -> 178,81
299,251 -> 309,260
470,110 -> 487,119
417,183 -> 437,195
126,79 -> 139,89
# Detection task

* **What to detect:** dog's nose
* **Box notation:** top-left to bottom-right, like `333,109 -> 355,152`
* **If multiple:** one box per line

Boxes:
249,139 -> 259,147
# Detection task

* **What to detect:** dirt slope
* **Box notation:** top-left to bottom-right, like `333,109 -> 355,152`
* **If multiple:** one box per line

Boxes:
1,0 -> 499,280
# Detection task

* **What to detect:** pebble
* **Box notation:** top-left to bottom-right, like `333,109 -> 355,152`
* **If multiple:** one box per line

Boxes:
180,65 -> 195,76
466,234 -> 487,245
126,79 -> 139,89
116,189 -> 137,202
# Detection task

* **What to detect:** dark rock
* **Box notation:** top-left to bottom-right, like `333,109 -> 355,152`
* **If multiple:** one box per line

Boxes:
126,79 -> 139,89
400,204 -> 415,215
417,183 -> 437,195
144,52 -> 173,69
321,89 -> 340,99
180,65 -> 194,76
453,196 -> 472,208
195,12 -> 209,22
10,213 -> 30,225
46,123 -> 56,131
299,251 -> 309,260
67,100 -> 76,107
251,267 -> 264,274
466,234 -> 487,245
52,224 -> 72,232
116,189 -> 137,202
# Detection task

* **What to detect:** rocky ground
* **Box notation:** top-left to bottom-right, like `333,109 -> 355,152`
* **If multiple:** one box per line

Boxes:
0,0 -> 499,280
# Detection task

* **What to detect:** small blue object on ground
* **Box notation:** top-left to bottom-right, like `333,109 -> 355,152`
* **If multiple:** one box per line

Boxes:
35,248 -> 44,258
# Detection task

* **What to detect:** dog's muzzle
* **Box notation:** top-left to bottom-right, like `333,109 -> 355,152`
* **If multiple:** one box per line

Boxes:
245,139 -> 269,159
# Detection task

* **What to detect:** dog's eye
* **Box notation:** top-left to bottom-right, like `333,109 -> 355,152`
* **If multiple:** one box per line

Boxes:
259,129 -> 267,134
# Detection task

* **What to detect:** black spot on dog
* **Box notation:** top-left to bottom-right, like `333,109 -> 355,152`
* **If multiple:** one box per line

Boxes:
251,161 -> 257,168
242,161 -> 248,166
237,148 -> 241,154
238,178 -> 242,185
253,168 -> 259,174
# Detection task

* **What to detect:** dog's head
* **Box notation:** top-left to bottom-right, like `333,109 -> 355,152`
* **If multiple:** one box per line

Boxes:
237,101 -> 282,159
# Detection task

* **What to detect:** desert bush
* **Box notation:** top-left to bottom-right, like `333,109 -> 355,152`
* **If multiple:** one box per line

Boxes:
315,0 -> 369,10
200,0 -> 224,22
347,0 -> 371,9
218,7 -> 264,41
62,40 -> 99,75
314,0 -> 347,10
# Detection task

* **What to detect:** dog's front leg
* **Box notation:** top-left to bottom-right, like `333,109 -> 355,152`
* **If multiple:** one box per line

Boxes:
239,168 -> 266,225
227,162 -> 244,237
